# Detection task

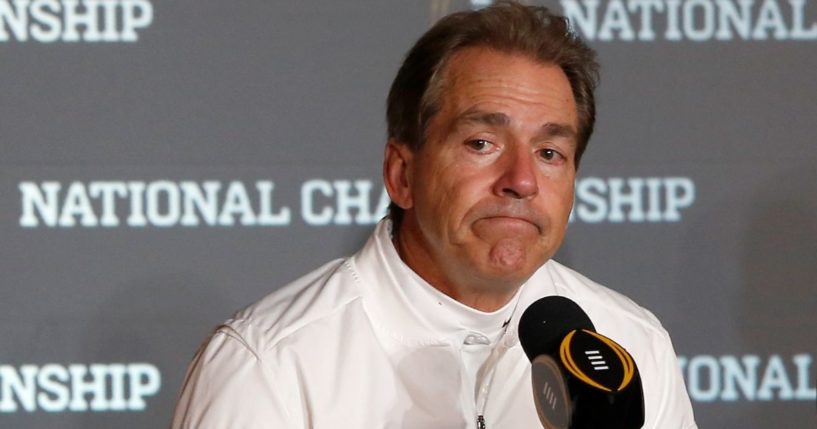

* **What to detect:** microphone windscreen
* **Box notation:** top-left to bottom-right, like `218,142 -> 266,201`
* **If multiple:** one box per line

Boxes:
518,296 -> 595,362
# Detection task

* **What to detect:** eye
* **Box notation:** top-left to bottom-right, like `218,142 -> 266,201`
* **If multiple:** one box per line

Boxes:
538,148 -> 565,163
465,139 -> 495,153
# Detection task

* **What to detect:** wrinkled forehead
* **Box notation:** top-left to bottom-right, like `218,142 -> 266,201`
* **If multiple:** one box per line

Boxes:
432,47 -> 579,131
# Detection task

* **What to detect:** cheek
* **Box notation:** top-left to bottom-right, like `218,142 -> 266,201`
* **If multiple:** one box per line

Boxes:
445,170 -> 491,208
424,175 -> 487,237
539,179 -> 575,216
557,181 -> 576,210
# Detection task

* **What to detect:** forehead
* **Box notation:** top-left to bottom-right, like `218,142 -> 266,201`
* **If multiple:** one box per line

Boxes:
435,47 -> 578,127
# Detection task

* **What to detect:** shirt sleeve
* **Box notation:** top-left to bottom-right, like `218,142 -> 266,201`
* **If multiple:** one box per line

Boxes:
646,329 -> 698,429
170,327 -> 295,428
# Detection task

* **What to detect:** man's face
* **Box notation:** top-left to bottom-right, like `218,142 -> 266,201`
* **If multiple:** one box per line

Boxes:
386,47 -> 578,308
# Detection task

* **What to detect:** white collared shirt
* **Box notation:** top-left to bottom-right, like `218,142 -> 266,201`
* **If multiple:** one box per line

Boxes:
172,220 -> 697,428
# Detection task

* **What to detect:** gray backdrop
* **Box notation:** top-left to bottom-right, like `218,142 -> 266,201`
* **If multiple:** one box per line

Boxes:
1,0 -> 815,427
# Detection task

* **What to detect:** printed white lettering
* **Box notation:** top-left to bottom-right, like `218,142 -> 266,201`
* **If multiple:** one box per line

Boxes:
179,181 -> 220,226
684,0 -> 716,41
571,177 -> 696,223
256,181 -> 291,226
0,365 -> 37,412
29,0 -> 60,42
36,364 -> 70,412
679,354 -> 816,402
107,364 -> 127,411
793,354 -> 817,399
19,180 -> 293,228
716,0 -> 753,40
89,181 -> 127,227
62,0 -> 100,42
757,355 -> 794,400
688,355 -> 721,401
334,180 -> 373,225
573,177 -> 608,223
607,177 -> 645,222
559,0 -> 817,41
630,0 -> 664,40
20,178 -> 690,228
126,363 -> 160,411
663,177 -> 695,222
120,0 -> 151,42
19,181 -> 60,227
301,179 -> 387,226
218,181 -> 256,226
0,0 -> 153,43
598,0 -> 636,41
145,181 -> 180,227
302,179 -> 334,225
0,363 -> 161,413
59,181 -> 97,227
126,181 -> 147,227
67,364 -> 107,411
790,0 -> 817,38
719,355 -> 760,401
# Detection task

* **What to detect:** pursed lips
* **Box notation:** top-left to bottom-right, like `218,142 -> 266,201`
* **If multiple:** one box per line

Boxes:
477,215 -> 542,234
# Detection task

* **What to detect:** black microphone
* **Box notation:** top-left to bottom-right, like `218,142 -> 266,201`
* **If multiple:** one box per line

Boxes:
518,296 -> 645,429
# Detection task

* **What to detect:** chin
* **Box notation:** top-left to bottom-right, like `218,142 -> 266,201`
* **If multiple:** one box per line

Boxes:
486,248 -> 547,273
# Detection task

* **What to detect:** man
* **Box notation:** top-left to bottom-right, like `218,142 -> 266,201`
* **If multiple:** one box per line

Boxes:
172,3 -> 697,428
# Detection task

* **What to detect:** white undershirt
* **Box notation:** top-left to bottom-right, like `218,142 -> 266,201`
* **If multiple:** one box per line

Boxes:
394,247 -> 523,401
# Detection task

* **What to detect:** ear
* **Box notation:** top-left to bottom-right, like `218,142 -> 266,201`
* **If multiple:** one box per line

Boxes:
383,139 -> 414,210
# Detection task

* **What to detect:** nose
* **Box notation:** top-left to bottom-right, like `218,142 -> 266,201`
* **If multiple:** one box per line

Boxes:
493,145 -> 539,199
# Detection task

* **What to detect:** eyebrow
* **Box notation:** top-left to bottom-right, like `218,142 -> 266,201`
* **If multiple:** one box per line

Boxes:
539,122 -> 577,140
454,108 -> 577,141
458,110 -> 510,127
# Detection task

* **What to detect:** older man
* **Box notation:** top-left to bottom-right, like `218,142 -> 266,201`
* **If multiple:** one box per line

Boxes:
172,3 -> 697,428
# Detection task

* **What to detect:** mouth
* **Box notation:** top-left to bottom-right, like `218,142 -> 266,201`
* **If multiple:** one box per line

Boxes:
478,215 -> 542,234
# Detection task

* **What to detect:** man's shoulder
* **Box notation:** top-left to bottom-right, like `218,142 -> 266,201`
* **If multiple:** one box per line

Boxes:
219,258 -> 365,354
539,261 -> 696,427
541,260 -> 668,339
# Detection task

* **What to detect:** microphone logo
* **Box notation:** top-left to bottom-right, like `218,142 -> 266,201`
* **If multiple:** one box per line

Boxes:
585,350 -> 609,371
531,355 -> 571,429
560,329 -> 637,393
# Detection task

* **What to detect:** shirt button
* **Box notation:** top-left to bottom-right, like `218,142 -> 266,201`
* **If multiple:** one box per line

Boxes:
464,333 -> 490,345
